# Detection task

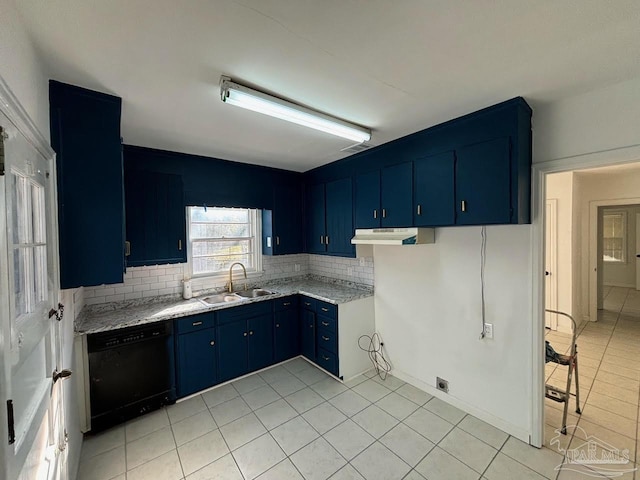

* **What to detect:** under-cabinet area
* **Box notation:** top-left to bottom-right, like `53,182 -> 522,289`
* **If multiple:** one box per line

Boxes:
74,279 -> 374,432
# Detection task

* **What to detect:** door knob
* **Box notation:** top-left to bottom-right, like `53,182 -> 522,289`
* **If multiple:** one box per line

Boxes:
52,369 -> 73,384
545,271 -> 550,276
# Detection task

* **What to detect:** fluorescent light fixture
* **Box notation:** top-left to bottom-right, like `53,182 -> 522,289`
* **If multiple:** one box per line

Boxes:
220,76 -> 371,143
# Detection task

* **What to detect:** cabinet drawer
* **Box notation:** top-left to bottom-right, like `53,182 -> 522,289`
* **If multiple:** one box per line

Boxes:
317,314 -> 337,333
217,301 -> 272,325
175,313 -> 215,334
316,301 -> 337,319
317,327 -> 337,354
300,296 -> 316,312
274,296 -> 299,312
316,348 -> 338,377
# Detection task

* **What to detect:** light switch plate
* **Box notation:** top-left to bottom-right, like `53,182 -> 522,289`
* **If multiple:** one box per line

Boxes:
484,323 -> 494,339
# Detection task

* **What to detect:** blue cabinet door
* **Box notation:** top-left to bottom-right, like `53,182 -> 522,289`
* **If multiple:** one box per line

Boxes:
325,178 -> 355,256
274,183 -> 303,255
354,171 -> 381,228
125,170 -> 186,266
456,137 -> 511,225
248,314 -> 274,372
381,163 -> 413,227
274,308 -> 300,362
414,151 -> 455,226
217,320 -> 248,382
176,328 -> 217,398
49,81 -> 124,288
306,183 -> 326,253
300,310 -> 316,361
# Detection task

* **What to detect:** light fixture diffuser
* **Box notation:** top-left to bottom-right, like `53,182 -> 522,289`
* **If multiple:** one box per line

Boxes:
220,76 -> 371,143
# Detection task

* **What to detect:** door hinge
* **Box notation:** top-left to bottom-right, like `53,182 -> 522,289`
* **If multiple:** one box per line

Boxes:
48,303 -> 64,322
7,400 -> 15,445
0,126 -> 6,176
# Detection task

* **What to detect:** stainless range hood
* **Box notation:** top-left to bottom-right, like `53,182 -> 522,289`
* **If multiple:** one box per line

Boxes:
351,228 -> 435,246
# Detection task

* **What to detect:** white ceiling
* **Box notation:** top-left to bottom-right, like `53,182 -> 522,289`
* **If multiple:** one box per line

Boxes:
16,0 -> 640,172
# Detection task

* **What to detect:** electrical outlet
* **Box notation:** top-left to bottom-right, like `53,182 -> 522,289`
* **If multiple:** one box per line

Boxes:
436,377 -> 449,393
484,323 -> 494,339
347,267 -> 353,276
359,257 -> 366,266
294,264 -> 300,272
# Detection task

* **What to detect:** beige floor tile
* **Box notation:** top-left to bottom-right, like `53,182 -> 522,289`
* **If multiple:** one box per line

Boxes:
585,391 -> 638,420
590,380 -> 639,405
579,404 -> 637,438
573,418 -> 636,462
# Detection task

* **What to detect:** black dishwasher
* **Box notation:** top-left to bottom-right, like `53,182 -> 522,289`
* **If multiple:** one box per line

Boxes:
88,321 -> 176,432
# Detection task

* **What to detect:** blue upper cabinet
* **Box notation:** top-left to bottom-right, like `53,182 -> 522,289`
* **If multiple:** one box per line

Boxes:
125,170 -> 186,266
381,163 -> 413,227
354,171 -> 380,228
456,137 -> 511,225
49,81 -> 124,288
306,183 -> 326,254
264,182 -> 303,255
413,151 -> 456,226
325,178 -> 354,256
305,97 -> 532,227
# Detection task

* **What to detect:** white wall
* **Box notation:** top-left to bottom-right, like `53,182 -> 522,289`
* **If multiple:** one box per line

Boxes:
546,172 -> 574,328
0,0 -> 49,140
572,170 -> 640,319
374,226 -> 532,439
602,205 -> 640,288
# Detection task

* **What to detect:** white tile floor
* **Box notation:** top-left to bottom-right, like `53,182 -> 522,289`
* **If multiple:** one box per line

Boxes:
545,286 -> 640,480
79,289 -> 640,480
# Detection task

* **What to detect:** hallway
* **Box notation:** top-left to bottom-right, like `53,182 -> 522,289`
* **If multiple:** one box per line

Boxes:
545,287 -> 640,478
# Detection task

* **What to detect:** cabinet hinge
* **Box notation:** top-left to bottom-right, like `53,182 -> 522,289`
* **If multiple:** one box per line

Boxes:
0,126 -> 6,176
7,399 -> 15,445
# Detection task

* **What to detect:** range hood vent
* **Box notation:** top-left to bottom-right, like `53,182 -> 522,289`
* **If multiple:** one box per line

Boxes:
340,142 -> 374,154
351,228 -> 435,246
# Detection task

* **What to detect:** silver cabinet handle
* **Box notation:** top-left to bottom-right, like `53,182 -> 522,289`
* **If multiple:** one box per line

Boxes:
178,239 -> 182,251
249,331 -> 254,336
243,332 -> 248,337
325,235 -> 330,244
321,321 -> 329,326
125,241 -> 131,256
461,200 -> 467,212
276,236 -> 280,245
283,302 -> 291,306
322,336 -> 330,341
321,307 -> 328,312
210,341 -> 215,346
373,209 -> 377,219
322,355 -> 330,361
276,323 -> 280,328
320,235 -> 324,245
417,204 -> 422,216
304,302 -> 311,306
309,324 -> 314,329
192,321 -> 203,326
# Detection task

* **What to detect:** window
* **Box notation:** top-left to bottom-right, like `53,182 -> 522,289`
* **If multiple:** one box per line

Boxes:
603,212 -> 626,263
187,206 -> 262,277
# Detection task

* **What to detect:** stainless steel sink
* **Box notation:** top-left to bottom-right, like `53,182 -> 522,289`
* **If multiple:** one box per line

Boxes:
234,288 -> 274,298
198,293 -> 242,306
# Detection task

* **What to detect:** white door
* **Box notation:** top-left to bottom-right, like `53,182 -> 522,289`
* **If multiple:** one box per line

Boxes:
636,213 -> 640,291
545,199 -> 558,329
0,105 -> 64,480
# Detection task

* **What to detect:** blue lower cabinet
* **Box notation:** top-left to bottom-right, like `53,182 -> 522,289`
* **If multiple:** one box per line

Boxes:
217,319 -> 249,383
176,327 -> 218,398
248,314 -> 274,371
300,309 -> 316,361
316,348 -> 338,377
274,308 -> 300,362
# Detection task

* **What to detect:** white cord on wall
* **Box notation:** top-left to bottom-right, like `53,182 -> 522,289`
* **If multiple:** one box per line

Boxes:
479,226 -> 487,339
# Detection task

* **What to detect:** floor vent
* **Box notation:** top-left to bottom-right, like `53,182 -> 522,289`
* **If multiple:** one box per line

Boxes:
340,142 -> 374,154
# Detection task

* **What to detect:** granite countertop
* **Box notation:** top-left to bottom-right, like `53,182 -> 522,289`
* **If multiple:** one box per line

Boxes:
75,276 -> 373,335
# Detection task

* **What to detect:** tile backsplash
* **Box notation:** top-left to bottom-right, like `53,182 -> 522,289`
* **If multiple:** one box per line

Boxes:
83,254 -> 374,306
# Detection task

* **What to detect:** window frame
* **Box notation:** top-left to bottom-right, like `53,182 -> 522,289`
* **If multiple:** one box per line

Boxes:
602,211 -> 627,264
186,206 -> 263,280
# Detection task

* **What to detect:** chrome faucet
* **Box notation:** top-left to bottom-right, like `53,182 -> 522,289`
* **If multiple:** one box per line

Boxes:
227,262 -> 247,293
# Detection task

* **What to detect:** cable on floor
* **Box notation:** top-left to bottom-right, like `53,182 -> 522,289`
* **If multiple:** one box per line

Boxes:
479,225 -> 487,339
358,333 -> 392,380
